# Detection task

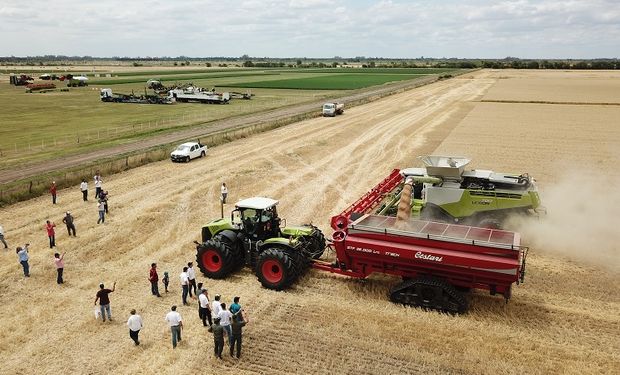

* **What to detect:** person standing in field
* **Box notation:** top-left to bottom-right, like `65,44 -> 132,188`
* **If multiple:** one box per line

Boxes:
54,252 -> 66,284
221,182 -> 228,204
94,282 -> 116,322
162,271 -> 170,293
100,190 -> 110,214
211,294 -> 222,318
149,263 -> 161,297
45,220 -> 56,248
199,288 -> 213,327
210,317 -> 224,359
62,211 -> 77,237
80,179 -> 88,201
218,302 -> 233,344
0,224 -> 8,249
94,173 -> 103,199
50,181 -> 57,204
97,200 -> 106,224
186,262 -> 197,298
230,296 -> 242,317
127,309 -> 143,346
179,267 -> 189,305
16,243 -> 31,277
165,305 -> 183,349
230,313 -> 249,359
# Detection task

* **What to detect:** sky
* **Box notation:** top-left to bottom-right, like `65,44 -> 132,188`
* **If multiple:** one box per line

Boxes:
0,0 -> 618,59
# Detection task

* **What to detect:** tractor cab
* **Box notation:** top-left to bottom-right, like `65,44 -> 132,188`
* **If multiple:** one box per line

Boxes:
233,197 -> 282,240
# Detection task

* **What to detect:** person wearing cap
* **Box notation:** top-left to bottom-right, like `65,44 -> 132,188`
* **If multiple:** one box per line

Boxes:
162,271 -> 170,293
211,294 -> 222,317
50,181 -> 57,204
94,282 -> 116,322
149,263 -> 161,297
198,288 -> 212,327
209,317 -> 224,359
62,211 -> 76,237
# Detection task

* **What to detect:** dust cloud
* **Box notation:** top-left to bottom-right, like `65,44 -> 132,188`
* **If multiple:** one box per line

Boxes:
512,174 -> 620,272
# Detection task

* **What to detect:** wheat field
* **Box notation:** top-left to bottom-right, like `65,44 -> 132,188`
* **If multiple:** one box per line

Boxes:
0,70 -> 618,375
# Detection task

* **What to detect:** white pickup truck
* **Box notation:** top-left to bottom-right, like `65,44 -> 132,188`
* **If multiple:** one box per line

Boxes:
171,142 -> 207,162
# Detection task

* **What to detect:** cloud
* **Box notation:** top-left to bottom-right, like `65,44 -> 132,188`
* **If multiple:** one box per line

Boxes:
0,0 -> 618,58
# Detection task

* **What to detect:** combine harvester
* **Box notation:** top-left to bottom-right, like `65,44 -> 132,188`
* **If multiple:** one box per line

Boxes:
193,158 -> 535,313
375,156 -> 544,228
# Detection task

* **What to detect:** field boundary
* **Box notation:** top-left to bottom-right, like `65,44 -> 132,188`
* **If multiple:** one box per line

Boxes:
0,69 -> 476,206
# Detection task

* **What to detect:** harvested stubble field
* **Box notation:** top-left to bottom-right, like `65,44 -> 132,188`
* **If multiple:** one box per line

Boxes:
0,70 -> 618,374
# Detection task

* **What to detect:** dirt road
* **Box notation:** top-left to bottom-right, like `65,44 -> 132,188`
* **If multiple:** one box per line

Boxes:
1,70 -> 617,374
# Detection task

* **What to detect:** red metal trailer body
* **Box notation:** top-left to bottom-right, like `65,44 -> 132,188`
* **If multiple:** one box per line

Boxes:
314,170 -> 528,313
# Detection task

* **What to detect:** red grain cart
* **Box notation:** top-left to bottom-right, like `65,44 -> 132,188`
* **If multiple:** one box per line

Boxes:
313,170 -> 527,313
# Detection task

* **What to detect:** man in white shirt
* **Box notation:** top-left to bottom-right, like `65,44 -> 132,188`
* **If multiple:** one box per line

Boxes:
186,262 -> 197,297
165,305 -> 183,349
127,309 -> 143,346
94,174 -> 103,199
218,302 -> 233,343
198,289 -> 212,327
80,179 -> 88,201
179,267 -> 189,305
211,294 -> 222,318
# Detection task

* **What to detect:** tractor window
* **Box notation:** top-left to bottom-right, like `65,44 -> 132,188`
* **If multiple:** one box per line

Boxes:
241,209 -> 258,222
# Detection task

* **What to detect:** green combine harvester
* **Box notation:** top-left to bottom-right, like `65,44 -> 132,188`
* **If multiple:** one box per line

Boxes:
375,156 -> 544,228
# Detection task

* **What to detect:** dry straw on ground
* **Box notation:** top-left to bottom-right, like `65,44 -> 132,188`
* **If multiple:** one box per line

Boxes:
0,70 -> 618,374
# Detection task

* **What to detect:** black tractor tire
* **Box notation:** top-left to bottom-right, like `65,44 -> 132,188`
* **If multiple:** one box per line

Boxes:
256,247 -> 299,290
185,156 -> 190,163
196,238 -> 236,279
308,227 -> 326,259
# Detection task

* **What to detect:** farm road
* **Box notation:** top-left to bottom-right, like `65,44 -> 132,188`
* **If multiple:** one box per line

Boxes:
0,74 -> 444,184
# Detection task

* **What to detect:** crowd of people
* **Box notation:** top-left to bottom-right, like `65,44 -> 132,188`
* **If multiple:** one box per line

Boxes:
3,176 -> 247,360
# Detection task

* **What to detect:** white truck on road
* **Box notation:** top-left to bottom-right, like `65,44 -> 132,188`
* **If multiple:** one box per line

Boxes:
322,102 -> 344,117
171,142 -> 207,162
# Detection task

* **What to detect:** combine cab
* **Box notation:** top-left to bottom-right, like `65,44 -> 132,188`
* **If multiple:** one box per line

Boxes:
195,197 -> 325,290
375,156 -> 544,228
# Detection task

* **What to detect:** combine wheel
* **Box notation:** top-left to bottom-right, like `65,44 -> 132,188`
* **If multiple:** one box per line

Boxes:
389,277 -> 468,314
196,238 -> 236,279
256,248 -> 299,290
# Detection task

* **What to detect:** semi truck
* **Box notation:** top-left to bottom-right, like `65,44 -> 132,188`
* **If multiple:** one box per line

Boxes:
169,87 -> 230,104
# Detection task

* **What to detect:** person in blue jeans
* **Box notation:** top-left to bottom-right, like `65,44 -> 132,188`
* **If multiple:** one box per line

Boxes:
16,243 -> 31,277
165,305 -> 183,349
94,282 -> 116,322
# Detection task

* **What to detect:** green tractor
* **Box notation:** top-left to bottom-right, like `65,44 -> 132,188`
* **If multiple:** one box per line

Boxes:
377,156 -> 545,228
195,197 -> 325,290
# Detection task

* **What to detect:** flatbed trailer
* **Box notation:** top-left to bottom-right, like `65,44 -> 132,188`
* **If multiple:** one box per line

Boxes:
314,169 -> 527,313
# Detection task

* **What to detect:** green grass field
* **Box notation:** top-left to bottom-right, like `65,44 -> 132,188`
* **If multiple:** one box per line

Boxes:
0,66 -> 459,170
223,73 -> 432,90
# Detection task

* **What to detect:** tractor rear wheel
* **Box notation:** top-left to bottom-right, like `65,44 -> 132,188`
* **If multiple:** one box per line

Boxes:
256,248 -> 299,290
196,238 -> 236,279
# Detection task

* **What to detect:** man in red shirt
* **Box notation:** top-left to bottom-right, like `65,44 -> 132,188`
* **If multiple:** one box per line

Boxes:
50,181 -> 57,204
149,263 -> 162,297
45,220 -> 56,248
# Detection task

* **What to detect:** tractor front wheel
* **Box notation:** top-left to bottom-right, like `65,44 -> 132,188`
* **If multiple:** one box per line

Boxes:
256,248 -> 298,290
196,239 -> 235,279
